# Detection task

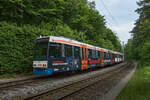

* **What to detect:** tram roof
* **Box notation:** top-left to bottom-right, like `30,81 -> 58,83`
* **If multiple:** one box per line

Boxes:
37,36 -> 123,55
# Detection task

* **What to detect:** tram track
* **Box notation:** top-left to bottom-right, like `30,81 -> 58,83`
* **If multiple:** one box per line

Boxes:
23,62 -> 131,100
0,70 -> 90,90
62,62 -> 134,100
0,62 -> 128,100
0,76 -> 51,90
0,63 -> 126,91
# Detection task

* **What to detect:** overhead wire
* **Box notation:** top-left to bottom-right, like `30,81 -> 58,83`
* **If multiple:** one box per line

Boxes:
96,1 -> 113,29
93,0 -> 119,37
89,0 -> 121,37
99,0 -> 119,26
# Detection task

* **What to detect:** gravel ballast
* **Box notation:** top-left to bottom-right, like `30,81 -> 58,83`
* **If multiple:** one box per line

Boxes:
0,63 -> 126,100
61,62 -> 136,100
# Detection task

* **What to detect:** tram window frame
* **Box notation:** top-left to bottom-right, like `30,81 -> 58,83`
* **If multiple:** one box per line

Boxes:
65,44 -> 72,57
74,46 -> 80,58
82,47 -> 84,59
88,49 -> 92,58
85,48 -> 87,59
107,53 -> 110,59
92,50 -> 95,58
49,43 -> 62,58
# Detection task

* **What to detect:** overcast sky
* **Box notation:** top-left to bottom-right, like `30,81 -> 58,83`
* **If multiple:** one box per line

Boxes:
89,0 -> 139,44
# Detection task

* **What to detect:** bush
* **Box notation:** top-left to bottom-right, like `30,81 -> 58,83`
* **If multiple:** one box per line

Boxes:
0,21 -> 78,75
0,22 -> 53,74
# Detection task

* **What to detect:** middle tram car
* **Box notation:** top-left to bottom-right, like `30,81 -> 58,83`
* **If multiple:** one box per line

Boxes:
33,36 -> 123,75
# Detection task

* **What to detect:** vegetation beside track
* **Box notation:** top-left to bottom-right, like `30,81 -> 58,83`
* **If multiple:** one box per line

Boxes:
0,72 -> 33,79
122,0 -> 150,99
125,0 -> 150,63
116,64 -> 150,100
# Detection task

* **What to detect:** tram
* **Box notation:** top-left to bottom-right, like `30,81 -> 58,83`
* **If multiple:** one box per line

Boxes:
33,36 -> 123,75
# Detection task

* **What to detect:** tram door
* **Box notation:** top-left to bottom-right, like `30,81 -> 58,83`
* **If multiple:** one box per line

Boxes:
81,45 -> 88,70
101,50 -> 104,67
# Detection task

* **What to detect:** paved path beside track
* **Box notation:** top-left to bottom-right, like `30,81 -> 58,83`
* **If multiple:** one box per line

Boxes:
101,62 -> 137,100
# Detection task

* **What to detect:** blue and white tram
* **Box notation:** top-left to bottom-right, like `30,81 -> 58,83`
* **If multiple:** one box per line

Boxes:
33,36 -> 124,75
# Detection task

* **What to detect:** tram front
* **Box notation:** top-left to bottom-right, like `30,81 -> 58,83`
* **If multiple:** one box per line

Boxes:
33,37 -> 53,75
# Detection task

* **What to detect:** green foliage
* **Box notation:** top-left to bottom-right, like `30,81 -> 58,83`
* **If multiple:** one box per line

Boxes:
0,0 -> 122,75
141,40 -> 150,65
0,22 -> 47,74
125,0 -> 150,64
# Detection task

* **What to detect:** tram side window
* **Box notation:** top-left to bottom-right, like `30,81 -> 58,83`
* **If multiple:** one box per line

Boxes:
74,46 -> 80,58
112,54 -> 115,59
101,52 -> 104,58
116,54 -> 118,58
95,50 -> 98,58
121,55 -> 123,59
65,45 -> 72,57
49,43 -> 62,57
114,54 -> 116,58
107,53 -> 110,59
92,50 -> 95,58
98,51 -> 101,59
88,49 -> 92,58
104,52 -> 106,59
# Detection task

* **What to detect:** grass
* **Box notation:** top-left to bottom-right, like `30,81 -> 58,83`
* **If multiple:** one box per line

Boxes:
0,73 -> 17,78
116,64 -> 150,100
0,72 -> 33,79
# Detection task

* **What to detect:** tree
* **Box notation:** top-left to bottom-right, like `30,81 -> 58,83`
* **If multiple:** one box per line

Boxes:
126,0 -> 150,64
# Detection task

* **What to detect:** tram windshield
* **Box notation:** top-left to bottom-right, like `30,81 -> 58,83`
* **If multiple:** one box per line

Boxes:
34,42 -> 48,60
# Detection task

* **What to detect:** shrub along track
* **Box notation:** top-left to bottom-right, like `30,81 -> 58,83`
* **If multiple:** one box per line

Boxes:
23,62 -> 131,100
